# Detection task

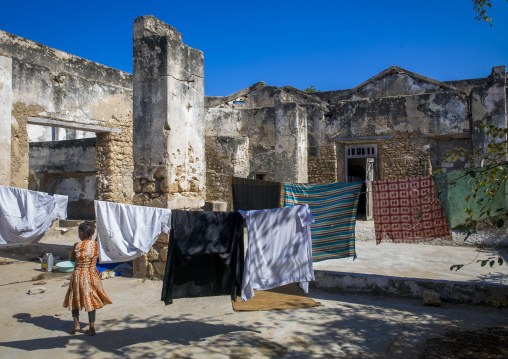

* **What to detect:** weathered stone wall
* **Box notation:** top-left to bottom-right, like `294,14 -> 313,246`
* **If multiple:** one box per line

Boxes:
132,16 -> 206,278
133,233 -> 169,279
325,92 -> 469,140
0,56 -> 12,186
95,114 -> 133,205
432,138 -> 472,172
274,99 -> 308,183
471,66 -> 507,165
0,29 -> 133,202
11,103 -> 44,188
377,138 -> 432,180
132,16 -> 205,210
204,85 -> 316,204
308,143 -> 337,183
204,106 -> 277,204
335,138 -> 433,182
205,136 -> 249,209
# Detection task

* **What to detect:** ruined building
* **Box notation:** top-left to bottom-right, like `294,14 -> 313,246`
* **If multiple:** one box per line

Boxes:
0,16 -> 507,276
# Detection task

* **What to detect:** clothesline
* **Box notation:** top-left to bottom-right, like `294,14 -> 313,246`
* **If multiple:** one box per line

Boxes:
1,162 -> 502,307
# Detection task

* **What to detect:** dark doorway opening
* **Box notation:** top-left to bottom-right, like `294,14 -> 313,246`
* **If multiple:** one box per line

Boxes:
347,158 -> 367,219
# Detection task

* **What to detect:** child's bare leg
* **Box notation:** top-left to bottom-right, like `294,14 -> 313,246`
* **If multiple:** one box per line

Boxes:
71,309 -> 80,333
86,310 -> 96,336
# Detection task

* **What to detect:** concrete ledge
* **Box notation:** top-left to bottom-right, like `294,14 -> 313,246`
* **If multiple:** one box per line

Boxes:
1,243 -> 71,260
28,116 -> 121,133
312,270 -> 508,306
58,219 -> 83,228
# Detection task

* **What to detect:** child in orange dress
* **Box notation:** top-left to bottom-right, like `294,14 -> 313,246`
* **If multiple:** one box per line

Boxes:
63,221 -> 112,335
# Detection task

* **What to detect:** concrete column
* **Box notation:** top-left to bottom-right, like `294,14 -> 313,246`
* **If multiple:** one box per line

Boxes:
132,16 -> 205,209
274,92 -> 308,183
0,56 -> 12,186
472,66 -> 507,164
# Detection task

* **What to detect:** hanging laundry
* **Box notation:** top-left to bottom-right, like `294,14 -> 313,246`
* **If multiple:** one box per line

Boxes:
284,182 -> 362,261
239,204 -> 315,301
161,210 -> 244,305
0,185 -> 68,247
372,175 -> 452,244
434,165 -> 508,229
231,176 -> 282,211
94,200 -> 171,263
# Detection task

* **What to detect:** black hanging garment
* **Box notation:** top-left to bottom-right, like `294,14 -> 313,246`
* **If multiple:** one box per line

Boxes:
161,210 -> 244,305
231,176 -> 282,211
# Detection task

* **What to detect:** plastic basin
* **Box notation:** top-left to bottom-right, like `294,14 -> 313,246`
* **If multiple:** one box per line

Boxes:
55,261 -> 75,273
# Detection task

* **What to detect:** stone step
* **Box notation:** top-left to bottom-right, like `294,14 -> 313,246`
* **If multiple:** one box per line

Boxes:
311,270 -> 508,307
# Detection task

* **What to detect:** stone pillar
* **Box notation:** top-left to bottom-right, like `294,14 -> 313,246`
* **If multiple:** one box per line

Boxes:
132,16 -> 205,209
274,91 -> 308,183
471,66 -> 507,164
0,56 -> 12,186
95,115 -> 134,205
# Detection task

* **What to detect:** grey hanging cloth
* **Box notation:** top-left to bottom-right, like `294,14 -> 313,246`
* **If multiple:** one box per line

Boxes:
231,176 -> 282,211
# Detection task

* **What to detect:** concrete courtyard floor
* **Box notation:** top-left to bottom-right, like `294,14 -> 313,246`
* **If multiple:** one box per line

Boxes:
1,221 -> 508,358
1,256 -> 508,358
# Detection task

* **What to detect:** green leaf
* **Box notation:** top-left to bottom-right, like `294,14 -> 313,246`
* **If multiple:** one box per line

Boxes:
499,257 -> 504,266
496,219 -> 505,228
490,260 -> 495,267
480,260 -> 488,267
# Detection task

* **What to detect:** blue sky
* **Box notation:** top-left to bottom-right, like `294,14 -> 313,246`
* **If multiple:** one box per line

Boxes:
1,1 -> 507,96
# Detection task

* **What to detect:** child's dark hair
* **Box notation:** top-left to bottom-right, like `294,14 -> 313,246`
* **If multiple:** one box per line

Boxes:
78,221 -> 95,238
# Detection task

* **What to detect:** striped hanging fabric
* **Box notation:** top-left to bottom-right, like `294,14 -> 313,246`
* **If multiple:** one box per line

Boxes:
283,182 -> 362,261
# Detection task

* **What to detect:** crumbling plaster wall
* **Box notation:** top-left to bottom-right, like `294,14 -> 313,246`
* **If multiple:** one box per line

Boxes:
471,66 -> 507,165
204,85 -> 316,205
322,83 -> 470,180
132,16 -> 207,279
0,56 -> 12,186
205,136 -> 249,207
0,29 -> 133,204
132,16 -> 205,210
204,106 -> 276,209
325,92 -> 468,140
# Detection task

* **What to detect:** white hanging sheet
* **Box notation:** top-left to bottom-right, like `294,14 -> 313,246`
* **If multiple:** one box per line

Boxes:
94,200 -> 171,263
0,185 -> 68,248
239,204 -> 315,301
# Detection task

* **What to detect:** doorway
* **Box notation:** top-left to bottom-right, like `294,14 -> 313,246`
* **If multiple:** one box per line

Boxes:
345,145 -> 377,220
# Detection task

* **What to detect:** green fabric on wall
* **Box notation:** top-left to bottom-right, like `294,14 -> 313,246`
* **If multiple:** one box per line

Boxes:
434,166 -> 508,229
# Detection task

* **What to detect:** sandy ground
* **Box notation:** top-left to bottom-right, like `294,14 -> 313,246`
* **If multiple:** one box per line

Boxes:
0,257 -> 507,358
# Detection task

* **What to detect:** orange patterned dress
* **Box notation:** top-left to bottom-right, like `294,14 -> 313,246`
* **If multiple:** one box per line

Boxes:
63,240 -> 112,312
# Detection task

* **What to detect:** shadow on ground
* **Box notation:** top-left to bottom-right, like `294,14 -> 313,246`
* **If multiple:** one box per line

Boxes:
2,313 -> 259,357
2,293 -> 507,358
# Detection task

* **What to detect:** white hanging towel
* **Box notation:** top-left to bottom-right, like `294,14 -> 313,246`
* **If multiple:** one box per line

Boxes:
94,200 -> 171,263
239,204 -> 315,301
0,185 -> 68,248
